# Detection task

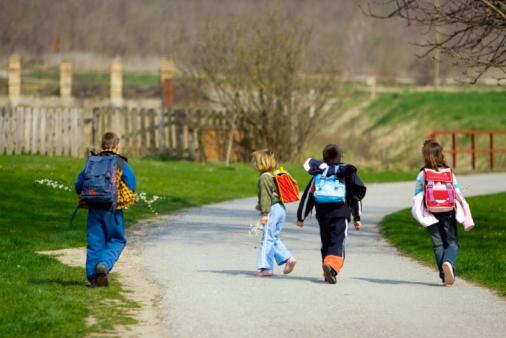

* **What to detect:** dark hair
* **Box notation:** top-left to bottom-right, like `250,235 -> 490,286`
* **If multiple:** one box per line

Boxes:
101,132 -> 120,150
422,139 -> 448,170
322,144 -> 342,164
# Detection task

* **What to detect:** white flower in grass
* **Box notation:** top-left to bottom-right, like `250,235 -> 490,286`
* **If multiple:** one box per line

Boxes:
34,178 -> 72,192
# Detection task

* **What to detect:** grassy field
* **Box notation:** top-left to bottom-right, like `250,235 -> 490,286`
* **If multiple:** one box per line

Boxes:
329,90 -> 506,170
0,155 -> 414,337
381,193 -> 506,296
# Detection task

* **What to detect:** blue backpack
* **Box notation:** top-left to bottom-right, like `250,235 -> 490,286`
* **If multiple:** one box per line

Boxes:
313,166 -> 346,204
81,155 -> 120,207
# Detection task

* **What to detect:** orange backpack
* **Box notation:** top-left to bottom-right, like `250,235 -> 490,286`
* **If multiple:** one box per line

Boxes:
269,168 -> 300,203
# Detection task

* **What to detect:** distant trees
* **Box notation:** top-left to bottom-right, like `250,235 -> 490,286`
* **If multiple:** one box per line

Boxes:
365,0 -> 506,82
193,12 -> 339,162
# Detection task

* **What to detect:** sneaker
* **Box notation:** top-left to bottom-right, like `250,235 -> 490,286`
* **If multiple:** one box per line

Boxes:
442,261 -> 455,286
87,276 -> 98,288
256,269 -> 273,277
322,264 -> 337,284
283,257 -> 297,275
95,263 -> 109,287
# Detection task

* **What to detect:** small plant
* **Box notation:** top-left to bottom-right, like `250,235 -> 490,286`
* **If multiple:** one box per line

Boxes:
135,192 -> 163,215
34,179 -> 73,192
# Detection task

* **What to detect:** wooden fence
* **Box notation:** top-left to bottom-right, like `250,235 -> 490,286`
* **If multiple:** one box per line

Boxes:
429,130 -> 506,170
0,106 -> 84,156
0,106 -> 244,161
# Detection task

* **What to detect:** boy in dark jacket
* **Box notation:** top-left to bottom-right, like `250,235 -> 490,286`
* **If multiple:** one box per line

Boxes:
296,144 -> 366,284
75,132 -> 137,287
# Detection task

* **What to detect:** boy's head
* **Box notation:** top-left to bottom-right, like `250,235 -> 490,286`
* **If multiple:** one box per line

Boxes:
101,132 -> 120,152
422,139 -> 447,169
252,149 -> 277,173
322,144 -> 342,164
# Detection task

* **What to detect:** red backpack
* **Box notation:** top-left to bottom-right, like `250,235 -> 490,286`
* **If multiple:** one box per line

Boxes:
269,168 -> 300,203
424,168 -> 456,213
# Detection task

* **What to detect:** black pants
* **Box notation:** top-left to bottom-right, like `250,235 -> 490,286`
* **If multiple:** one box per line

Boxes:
317,216 -> 347,260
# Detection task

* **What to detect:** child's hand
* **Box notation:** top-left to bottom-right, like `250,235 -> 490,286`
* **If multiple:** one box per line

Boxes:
255,204 -> 261,211
260,216 -> 269,225
354,220 -> 361,231
296,220 -> 304,228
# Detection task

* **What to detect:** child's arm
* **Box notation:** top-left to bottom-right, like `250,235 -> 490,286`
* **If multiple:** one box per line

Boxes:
258,173 -> 274,217
296,178 -> 315,227
303,158 -> 327,175
122,163 -> 137,192
453,173 -> 461,195
74,170 -> 85,194
414,171 -> 424,196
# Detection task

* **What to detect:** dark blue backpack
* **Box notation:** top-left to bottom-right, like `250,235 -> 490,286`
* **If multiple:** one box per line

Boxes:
81,155 -> 119,207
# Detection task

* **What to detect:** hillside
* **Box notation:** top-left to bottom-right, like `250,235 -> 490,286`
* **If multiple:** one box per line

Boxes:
319,91 -> 506,171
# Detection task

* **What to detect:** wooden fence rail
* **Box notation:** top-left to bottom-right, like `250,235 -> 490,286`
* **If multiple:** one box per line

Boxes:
0,106 -> 240,161
429,130 -> 506,170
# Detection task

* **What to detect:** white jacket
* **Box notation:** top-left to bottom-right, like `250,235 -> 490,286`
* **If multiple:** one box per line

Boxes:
411,192 -> 475,231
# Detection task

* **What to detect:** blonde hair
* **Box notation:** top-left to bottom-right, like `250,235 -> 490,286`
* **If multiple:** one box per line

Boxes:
422,139 -> 448,170
101,132 -> 120,150
252,149 -> 277,173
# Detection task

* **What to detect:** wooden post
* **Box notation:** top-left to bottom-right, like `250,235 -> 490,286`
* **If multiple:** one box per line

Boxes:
60,60 -> 72,100
489,133 -> 495,170
161,57 -> 174,108
63,108 -> 70,155
148,109 -> 156,151
40,108 -> 47,155
15,106 -> 23,154
47,108 -> 54,156
367,76 -> 376,100
131,108 -> 139,155
140,109 -> 147,153
451,133 -> 457,169
31,108 -> 40,154
8,54 -> 21,104
110,57 -> 123,107
471,133 -> 476,170
158,109 -> 166,154
55,109 -> 62,156
71,109 -> 79,157
7,108 -> 13,154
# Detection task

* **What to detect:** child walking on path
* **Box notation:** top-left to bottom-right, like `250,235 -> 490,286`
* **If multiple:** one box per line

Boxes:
411,139 -> 474,286
296,144 -> 366,284
74,132 -> 137,287
253,149 -> 297,277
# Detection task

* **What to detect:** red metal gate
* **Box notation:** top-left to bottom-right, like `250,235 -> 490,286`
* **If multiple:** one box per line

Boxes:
428,130 -> 506,170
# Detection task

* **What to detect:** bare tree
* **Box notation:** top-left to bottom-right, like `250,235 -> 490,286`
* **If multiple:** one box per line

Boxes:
193,12 -> 339,162
364,0 -> 506,83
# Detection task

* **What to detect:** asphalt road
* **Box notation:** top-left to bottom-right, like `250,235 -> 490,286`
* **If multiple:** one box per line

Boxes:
141,173 -> 506,338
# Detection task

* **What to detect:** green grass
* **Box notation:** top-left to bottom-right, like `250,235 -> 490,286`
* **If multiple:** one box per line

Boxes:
365,91 -> 506,130
381,193 -> 506,296
0,154 -> 419,337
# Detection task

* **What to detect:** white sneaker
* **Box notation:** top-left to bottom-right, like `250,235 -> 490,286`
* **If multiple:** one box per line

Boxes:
442,261 -> 455,286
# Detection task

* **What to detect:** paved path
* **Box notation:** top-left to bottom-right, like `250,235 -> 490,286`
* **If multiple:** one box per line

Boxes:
140,173 -> 506,338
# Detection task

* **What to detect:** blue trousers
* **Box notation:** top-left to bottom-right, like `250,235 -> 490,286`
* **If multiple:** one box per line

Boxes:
257,203 -> 291,270
86,209 -> 126,279
427,212 -> 459,280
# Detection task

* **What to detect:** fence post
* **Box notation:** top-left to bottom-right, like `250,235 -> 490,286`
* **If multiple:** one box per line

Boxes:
161,57 -> 174,108
60,60 -> 72,100
367,76 -> 376,100
451,133 -> 457,169
471,133 -> 476,170
8,54 -> 21,105
110,57 -> 123,107
489,133 -> 495,170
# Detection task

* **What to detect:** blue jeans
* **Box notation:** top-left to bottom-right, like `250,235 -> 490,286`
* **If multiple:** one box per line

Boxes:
257,203 -> 291,270
86,209 -> 127,279
427,212 -> 459,280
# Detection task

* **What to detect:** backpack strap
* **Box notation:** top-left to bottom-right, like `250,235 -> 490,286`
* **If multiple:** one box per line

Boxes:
69,204 -> 79,227
427,180 -> 435,203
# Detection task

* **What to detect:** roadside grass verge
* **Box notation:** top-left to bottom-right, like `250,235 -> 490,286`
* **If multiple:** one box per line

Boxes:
0,154 -> 414,337
380,192 -> 506,296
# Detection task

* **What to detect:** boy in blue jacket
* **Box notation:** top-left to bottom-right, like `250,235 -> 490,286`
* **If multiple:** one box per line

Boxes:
296,144 -> 366,284
75,132 -> 137,287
